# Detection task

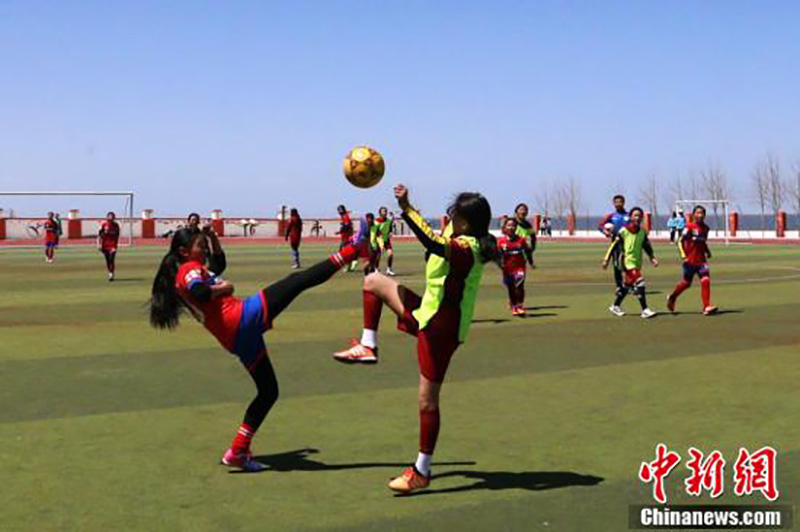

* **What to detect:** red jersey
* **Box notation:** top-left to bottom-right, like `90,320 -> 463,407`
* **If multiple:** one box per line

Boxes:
44,219 -> 59,243
339,213 -> 353,242
498,235 -> 530,273
175,260 -> 243,352
99,220 -> 120,250
681,221 -> 710,266
286,215 -> 302,247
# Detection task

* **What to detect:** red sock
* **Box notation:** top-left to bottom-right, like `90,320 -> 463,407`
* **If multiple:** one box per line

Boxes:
231,422 -> 256,455
329,244 -> 359,269
363,290 -> 383,329
671,279 -> 691,300
700,277 -> 711,307
419,408 -> 440,455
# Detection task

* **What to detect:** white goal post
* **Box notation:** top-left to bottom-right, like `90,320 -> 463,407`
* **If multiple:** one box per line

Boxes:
674,199 -> 730,244
0,191 -> 135,248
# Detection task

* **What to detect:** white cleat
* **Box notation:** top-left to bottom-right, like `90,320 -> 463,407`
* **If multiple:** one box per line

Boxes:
641,308 -> 657,319
608,305 -> 625,317
386,268 -> 396,276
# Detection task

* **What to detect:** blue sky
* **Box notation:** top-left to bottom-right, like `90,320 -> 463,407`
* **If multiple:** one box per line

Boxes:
1,0 -> 798,217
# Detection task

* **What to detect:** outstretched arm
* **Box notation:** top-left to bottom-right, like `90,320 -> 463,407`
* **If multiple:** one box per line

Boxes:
396,184 -> 451,259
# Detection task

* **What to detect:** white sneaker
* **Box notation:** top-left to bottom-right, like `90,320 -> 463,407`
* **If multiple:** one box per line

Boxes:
386,268 -> 396,276
641,308 -> 657,319
108,272 -> 114,282
608,305 -> 625,317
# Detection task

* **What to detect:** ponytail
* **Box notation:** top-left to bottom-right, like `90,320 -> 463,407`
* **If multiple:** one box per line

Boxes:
149,228 -> 200,329
448,192 -> 498,264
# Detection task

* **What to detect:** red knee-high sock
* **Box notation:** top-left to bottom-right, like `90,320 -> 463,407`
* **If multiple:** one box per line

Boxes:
329,243 -> 359,269
671,279 -> 691,300
419,408 -> 440,455
700,277 -> 711,307
363,290 -> 383,330
231,422 -> 256,455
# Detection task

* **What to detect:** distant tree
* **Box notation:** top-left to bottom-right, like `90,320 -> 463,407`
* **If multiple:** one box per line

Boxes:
637,174 -> 660,225
534,184 -> 551,217
564,177 -> 582,227
788,162 -> 800,228
763,154 -> 784,216
700,162 -> 732,234
751,157 -> 770,233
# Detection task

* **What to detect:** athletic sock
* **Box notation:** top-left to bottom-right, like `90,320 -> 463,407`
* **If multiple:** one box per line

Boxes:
671,279 -> 690,300
419,408 -> 440,457
231,422 -> 256,455
360,329 -> 377,349
363,290 -> 383,330
636,286 -> 648,310
614,286 -> 628,307
700,277 -> 711,307
329,243 -> 359,269
415,452 -> 433,477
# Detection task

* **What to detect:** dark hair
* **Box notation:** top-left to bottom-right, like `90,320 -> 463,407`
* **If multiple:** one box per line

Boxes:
107,211 -> 116,218
149,228 -> 202,330
365,212 -> 374,221
629,207 -> 644,217
337,204 -> 346,212
290,208 -> 301,222
694,205 -> 706,215
613,195 -> 625,202
514,203 -> 529,214
187,212 -> 200,224
447,192 -> 497,263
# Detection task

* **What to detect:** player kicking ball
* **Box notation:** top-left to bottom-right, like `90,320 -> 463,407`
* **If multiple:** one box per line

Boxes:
667,205 -> 718,315
333,184 -> 495,493
602,207 -> 659,318
149,224 -> 364,472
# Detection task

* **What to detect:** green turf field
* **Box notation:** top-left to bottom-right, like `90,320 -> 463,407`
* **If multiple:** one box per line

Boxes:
1,240 -> 797,531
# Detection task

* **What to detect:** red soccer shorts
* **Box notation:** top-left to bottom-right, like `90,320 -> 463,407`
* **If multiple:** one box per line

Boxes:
396,288 -> 461,384
625,268 -> 643,286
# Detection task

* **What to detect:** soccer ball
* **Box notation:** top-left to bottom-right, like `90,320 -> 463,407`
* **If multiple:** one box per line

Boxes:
343,146 -> 385,188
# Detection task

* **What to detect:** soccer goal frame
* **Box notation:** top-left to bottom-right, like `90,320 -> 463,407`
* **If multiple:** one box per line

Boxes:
0,191 -> 135,248
674,199 -> 730,244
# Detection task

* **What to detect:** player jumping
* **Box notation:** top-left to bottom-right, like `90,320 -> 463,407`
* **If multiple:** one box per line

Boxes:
667,205 -> 718,315
333,184 -> 496,494
149,224 -> 364,472
602,207 -> 658,318
98,211 -> 121,281
498,217 -> 533,316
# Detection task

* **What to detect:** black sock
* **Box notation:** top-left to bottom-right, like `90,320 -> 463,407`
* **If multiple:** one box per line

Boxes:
262,257 -> 339,320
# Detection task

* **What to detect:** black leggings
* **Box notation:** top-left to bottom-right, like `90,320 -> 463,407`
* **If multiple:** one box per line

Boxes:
242,256 -> 340,431
102,250 -> 116,270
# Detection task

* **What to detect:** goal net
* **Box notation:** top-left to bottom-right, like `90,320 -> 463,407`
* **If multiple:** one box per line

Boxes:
674,199 -> 730,244
0,191 -> 135,248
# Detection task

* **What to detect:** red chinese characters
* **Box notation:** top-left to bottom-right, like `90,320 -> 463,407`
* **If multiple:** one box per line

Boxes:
639,444 -> 682,504
733,446 -> 779,501
685,447 -> 725,498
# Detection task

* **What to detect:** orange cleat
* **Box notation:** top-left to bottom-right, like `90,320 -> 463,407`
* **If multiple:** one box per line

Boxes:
388,466 -> 430,493
333,339 -> 378,364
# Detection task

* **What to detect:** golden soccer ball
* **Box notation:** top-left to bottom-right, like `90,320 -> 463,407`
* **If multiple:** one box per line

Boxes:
343,146 -> 385,188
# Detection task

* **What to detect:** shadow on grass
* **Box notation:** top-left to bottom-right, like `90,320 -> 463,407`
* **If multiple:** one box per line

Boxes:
672,309 -> 744,316
238,448 -> 476,474
472,318 -> 511,324
524,305 -> 568,311
110,277 -> 146,283
516,312 -> 558,319
402,470 -> 604,497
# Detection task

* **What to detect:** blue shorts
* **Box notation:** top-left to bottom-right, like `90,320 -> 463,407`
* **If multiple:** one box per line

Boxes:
45,241 -> 58,248
682,262 -> 710,280
232,292 -> 272,371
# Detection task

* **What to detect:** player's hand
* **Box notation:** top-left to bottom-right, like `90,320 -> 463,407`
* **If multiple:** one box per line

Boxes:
395,184 -> 410,210
602,260 -> 609,270
651,257 -> 659,267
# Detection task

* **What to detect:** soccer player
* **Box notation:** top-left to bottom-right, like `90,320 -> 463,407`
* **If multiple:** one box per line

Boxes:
602,207 -> 658,318
598,195 -> 631,293
375,206 -> 396,276
336,205 -> 358,272
149,225 -> 364,472
333,184 -> 496,494
187,212 -> 201,231
43,212 -> 59,263
98,211 -> 121,281
667,205 -> 718,315
511,203 -> 537,268
498,217 -> 533,316
285,208 -> 303,269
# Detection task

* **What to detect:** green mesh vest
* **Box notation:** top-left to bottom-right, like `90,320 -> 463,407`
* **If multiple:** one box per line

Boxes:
412,224 -> 485,342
